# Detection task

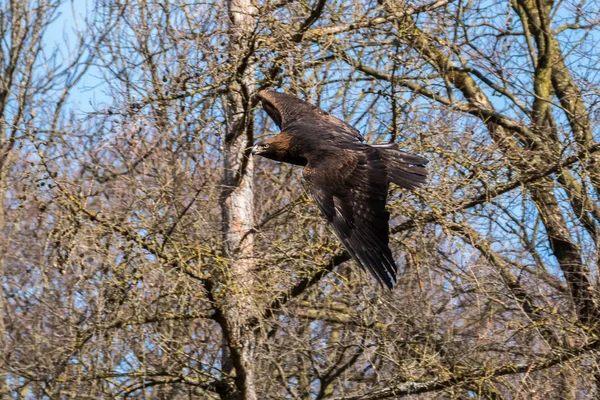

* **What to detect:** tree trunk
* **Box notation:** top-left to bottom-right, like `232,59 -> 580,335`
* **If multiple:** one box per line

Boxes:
0,150 -> 9,398
220,0 -> 258,398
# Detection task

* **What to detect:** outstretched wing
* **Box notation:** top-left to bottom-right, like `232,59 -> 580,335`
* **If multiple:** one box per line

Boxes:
257,89 -> 364,142
303,145 -> 397,288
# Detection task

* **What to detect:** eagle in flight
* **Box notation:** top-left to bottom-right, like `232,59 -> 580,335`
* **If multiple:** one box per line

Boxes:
253,89 -> 428,289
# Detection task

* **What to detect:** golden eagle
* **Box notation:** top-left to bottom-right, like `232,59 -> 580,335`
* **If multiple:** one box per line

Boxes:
253,89 -> 428,288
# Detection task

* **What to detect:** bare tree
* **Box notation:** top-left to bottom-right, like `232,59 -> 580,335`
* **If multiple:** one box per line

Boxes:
219,0 -> 259,398
0,0 -> 106,397
2,0 -> 600,398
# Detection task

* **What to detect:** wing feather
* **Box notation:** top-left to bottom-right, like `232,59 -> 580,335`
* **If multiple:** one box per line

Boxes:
258,89 -> 364,142
305,147 -> 398,288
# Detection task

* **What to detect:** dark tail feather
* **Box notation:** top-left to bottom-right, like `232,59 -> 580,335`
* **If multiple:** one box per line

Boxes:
373,144 -> 428,190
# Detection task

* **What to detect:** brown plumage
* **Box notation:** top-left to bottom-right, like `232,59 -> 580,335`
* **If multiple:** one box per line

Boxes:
253,89 -> 428,289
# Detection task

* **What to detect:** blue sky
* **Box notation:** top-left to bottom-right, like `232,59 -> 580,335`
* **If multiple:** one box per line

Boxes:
45,0 -> 111,113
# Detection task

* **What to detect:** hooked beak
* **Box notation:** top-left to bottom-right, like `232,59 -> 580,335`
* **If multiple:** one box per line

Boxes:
251,144 -> 261,155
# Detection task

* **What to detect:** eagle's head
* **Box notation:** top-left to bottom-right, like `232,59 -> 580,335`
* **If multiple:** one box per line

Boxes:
252,136 -> 307,166
252,141 -> 272,156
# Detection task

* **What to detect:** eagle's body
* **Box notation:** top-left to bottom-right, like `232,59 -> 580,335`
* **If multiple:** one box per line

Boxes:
253,89 -> 428,289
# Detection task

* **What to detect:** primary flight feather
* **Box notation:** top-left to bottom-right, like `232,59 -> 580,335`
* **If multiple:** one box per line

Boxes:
253,89 -> 428,289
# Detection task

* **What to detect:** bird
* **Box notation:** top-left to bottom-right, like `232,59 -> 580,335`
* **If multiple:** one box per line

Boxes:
253,89 -> 428,289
